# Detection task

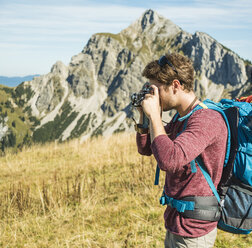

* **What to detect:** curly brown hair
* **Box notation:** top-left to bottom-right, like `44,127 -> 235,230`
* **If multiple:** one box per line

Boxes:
142,53 -> 194,92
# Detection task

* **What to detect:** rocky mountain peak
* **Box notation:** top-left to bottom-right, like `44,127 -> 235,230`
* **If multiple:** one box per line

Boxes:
5,9 -> 250,146
140,9 -> 156,31
50,61 -> 68,77
121,9 -> 181,40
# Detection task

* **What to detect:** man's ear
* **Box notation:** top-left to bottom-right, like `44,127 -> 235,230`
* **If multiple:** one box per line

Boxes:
171,79 -> 183,93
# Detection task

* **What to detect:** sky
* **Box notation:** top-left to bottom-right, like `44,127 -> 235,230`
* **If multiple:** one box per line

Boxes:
0,0 -> 251,77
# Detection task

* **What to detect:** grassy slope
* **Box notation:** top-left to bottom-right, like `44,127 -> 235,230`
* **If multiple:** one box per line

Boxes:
0,85 -> 31,147
0,133 -> 251,247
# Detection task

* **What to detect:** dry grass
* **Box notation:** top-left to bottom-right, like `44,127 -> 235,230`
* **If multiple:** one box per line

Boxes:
0,133 -> 251,247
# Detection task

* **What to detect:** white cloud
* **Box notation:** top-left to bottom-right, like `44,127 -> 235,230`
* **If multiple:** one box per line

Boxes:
156,3 -> 252,31
1,2 -> 251,42
0,4 -> 145,26
0,4 -> 145,47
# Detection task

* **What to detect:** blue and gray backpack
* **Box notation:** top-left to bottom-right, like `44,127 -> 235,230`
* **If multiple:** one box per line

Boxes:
156,98 -> 252,234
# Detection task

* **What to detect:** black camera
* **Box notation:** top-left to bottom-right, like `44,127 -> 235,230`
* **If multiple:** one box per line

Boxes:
131,82 -> 153,107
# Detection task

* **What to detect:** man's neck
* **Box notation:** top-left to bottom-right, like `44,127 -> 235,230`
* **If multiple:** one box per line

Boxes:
176,92 -> 200,117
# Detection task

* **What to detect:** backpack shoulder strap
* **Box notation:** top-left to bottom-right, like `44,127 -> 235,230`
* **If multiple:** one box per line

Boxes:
196,156 -> 221,203
201,100 -> 232,167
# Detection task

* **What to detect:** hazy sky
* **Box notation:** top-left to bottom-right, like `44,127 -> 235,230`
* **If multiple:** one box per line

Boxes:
0,0 -> 251,76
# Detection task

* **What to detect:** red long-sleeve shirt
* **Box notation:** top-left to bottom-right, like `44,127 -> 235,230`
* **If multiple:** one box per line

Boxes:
136,108 -> 228,237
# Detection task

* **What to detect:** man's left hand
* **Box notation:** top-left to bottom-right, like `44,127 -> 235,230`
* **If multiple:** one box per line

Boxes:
141,84 -> 161,120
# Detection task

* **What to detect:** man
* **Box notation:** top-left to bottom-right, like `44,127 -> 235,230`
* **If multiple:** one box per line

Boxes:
135,53 -> 228,248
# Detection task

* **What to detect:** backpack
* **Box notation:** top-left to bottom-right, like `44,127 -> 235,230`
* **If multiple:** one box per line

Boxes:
236,95 -> 252,103
156,97 -> 252,234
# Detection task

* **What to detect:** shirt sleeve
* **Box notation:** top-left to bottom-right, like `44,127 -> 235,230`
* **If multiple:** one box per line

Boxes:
150,109 -> 226,173
136,133 -> 152,156
136,122 -> 172,156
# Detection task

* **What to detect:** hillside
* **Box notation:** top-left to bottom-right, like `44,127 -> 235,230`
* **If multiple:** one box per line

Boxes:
0,133 -> 251,247
0,85 -> 33,153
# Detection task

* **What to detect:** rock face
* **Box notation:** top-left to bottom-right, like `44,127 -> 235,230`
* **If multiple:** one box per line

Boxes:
0,117 -> 8,141
13,9 -> 252,143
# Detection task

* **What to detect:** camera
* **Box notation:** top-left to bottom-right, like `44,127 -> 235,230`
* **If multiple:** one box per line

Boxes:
131,82 -> 153,107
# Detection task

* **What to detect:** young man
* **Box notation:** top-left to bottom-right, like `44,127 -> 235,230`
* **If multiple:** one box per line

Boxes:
135,53 -> 228,248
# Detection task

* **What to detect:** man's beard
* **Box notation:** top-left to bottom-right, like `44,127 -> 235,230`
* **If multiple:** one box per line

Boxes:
162,104 -> 175,112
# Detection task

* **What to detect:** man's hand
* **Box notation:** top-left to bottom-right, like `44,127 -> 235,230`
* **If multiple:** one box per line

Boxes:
141,84 -> 160,120
141,84 -> 166,142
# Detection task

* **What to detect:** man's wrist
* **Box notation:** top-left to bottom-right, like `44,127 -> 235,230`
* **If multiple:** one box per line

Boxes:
149,111 -> 161,122
149,112 -> 165,142
135,124 -> 149,134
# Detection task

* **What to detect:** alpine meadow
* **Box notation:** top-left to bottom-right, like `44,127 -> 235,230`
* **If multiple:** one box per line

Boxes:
0,133 -> 251,247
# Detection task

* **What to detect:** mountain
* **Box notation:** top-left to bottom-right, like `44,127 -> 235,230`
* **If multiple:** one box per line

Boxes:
0,75 -> 40,88
0,9 -> 251,147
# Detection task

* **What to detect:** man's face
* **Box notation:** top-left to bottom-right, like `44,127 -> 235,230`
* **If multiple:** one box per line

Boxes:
149,79 -> 176,111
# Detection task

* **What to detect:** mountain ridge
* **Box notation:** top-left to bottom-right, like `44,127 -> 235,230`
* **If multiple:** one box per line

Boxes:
0,9 -> 251,149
